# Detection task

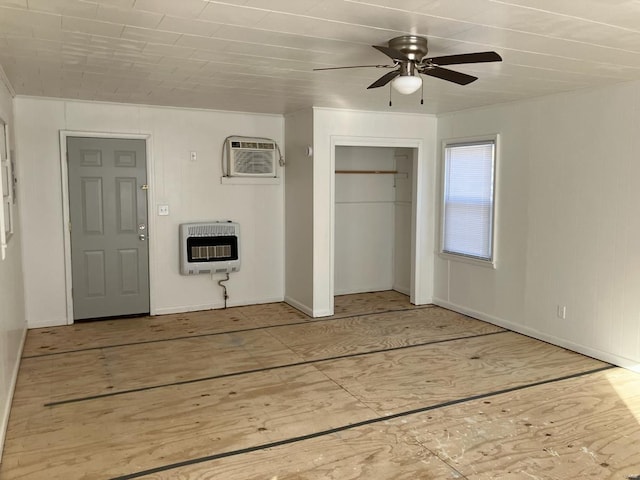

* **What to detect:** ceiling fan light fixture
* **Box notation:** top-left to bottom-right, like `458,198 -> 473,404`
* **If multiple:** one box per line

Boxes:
315,35 -> 502,98
392,74 -> 422,95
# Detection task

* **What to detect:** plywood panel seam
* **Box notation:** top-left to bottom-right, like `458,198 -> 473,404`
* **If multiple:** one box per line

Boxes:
43,331 -> 510,408
22,304 -> 435,359
100,365 -> 616,480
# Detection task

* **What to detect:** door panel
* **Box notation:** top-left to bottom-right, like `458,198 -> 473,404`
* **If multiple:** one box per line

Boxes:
118,249 -> 140,294
116,177 -> 137,233
81,177 -> 104,234
68,137 -> 149,320
84,250 -> 106,297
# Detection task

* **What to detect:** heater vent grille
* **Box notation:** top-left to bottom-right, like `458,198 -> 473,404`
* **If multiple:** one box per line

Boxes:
187,223 -> 237,237
180,222 -> 240,275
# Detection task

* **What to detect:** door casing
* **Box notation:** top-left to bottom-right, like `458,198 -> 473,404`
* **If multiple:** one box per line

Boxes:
60,131 -> 155,325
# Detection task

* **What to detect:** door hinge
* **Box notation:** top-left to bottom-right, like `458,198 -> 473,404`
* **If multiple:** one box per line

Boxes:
68,221 -> 71,232
141,184 -> 149,190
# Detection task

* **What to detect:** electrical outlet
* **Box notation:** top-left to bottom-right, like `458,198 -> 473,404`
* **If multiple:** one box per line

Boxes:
557,305 -> 566,320
158,204 -> 169,216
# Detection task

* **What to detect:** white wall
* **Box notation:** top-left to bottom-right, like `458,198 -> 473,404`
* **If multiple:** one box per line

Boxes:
14,97 -> 284,327
0,79 -> 26,459
393,148 -> 414,295
334,146 -> 396,295
313,107 -> 438,316
284,109 -> 314,315
435,81 -> 640,370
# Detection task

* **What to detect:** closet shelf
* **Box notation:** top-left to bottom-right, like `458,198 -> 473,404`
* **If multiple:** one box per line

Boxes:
335,170 -> 398,174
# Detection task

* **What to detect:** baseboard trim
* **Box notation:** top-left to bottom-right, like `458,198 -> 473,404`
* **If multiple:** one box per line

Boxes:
0,326 -> 27,462
28,317 -> 69,329
154,297 -> 285,316
311,308 -> 333,318
433,298 -> 640,372
283,296 -> 313,317
334,286 -> 393,296
28,298 -> 288,325
392,285 -> 410,296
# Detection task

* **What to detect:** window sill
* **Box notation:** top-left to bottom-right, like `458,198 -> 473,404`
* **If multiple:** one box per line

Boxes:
438,251 -> 496,269
220,176 -> 280,185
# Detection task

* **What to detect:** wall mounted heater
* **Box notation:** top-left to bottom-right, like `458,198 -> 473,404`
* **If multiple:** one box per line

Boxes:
180,221 -> 240,275
226,136 -> 277,177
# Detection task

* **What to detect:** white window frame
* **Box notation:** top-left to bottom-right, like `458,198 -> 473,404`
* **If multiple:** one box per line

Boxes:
0,119 -> 13,260
439,134 -> 498,268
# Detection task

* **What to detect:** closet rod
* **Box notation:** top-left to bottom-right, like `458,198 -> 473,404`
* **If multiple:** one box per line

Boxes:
335,170 -> 398,174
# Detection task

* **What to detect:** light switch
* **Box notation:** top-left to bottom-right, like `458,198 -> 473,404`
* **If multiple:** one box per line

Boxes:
158,204 -> 169,216
190,151 -> 197,162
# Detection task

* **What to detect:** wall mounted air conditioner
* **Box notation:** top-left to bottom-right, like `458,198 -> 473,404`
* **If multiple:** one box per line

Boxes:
226,136 -> 277,177
180,221 -> 240,275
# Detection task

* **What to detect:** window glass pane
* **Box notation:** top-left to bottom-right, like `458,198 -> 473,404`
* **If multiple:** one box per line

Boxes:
443,141 -> 495,260
2,164 -> 9,195
3,200 -> 10,237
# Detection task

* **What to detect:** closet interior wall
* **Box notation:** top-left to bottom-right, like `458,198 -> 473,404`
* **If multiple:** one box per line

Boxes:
334,146 -> 413,296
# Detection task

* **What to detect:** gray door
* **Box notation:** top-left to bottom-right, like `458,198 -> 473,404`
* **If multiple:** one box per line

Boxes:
67,137 -> 149,320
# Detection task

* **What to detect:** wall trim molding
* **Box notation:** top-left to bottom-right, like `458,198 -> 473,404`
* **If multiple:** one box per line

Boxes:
27,295 -> 287,326
0,327 -> 26,459
15,94 -> 283,118
313,106 -> 437,119
334,286 -> 394,296
433,297 -> 640,373
154,296 -> 285,316
283,296 -> 313,317
0,65 -> 16,98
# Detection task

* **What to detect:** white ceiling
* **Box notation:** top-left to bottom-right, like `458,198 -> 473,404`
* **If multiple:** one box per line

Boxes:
1,0 -> 640,115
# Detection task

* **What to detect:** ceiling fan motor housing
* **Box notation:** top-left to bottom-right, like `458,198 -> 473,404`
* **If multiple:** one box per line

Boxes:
388,35 -> 429,62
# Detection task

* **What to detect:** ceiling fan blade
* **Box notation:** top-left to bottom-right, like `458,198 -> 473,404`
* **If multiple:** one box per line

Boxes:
420,66 -> 477,85
367,70 -> 400,89
313,64 -> 394,71
372,45 -> 410,62
425,51 -> 502,66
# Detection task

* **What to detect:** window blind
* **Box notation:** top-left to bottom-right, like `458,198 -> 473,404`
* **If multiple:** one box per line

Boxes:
442,140 -> 495,261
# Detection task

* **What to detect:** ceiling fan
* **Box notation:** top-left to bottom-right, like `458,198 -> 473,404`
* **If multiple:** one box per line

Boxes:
314,35 -> 502,97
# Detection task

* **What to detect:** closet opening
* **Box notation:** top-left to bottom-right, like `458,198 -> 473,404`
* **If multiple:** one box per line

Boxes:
334,145 -> 417,301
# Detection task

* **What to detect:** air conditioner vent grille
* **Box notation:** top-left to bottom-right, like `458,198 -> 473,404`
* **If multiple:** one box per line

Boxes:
233,151 -> 274,175
226,136 -> 278,177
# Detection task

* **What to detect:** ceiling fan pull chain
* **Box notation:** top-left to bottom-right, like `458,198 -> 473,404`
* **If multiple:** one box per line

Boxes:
389,83 -> 392,107
420,76 -> 424,105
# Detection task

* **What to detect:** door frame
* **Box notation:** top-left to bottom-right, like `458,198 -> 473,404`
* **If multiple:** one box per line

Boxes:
329,135 -> 424,314
59,130 -> 155,325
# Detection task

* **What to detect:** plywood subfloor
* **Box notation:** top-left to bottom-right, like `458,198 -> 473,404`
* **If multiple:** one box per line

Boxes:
2,291 -> 639,479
